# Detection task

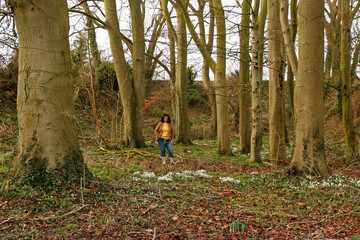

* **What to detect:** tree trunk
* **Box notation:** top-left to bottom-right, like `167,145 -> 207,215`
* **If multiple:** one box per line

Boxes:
238,0 -> 252,154
104,0 -> 145,148
175,7 -> 191,144
290,0 -> 330,176
160,0 -> 176,119
80,0 -> 101,70
268,0 -> 286,163
145,11 -> 165,91
195,0 -> 217,137
213,0 -> 232,156
169,32 -> 176,120
341,0 -> 358,157
250,0 -> 267,163
350,43 -> 360,82
176,0 -> 231,154
5,0 -> 87,186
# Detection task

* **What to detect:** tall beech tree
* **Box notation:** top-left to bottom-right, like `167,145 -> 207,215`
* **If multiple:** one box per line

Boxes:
177,0 -> 232,155
80,0 -> 101,72
280,0 -> 297,121
237,0 -> 252,154
104,0 -> 146,148
341,0 -> 358,157
268,0 -> 286,163
5,0 -> 87,185
290,0 -> 330,176
250,0 -> 267,163
189,0 -> 216,137
145,10 -> 166,89
160,0 -> 191,144
174,4 -> 191,144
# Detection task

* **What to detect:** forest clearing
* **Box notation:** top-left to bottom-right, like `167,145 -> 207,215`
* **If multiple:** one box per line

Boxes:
1,0 -> 360,239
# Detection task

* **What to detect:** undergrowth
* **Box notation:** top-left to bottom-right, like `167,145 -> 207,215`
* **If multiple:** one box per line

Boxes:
0,140 -> 359,239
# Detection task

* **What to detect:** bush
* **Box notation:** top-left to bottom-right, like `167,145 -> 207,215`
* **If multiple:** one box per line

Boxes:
187,66 -> 202,106
96,62 -> 118,91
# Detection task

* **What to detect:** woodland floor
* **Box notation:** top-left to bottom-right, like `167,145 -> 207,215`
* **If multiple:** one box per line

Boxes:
0,84 -> 360,239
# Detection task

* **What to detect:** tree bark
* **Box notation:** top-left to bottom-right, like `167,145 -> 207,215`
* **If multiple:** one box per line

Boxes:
213,0 -> 232,156
160,0 -> 176,119
290,0 -> 330,176
104,0 -> 145,148
174,7 -> 191,144
80,0 -> 101,70
268,0 -> 286,163
5,0 -> 87,186
176,0 -> 231,155
194,0 -> 217,137
341,0 -> 358,157
250,0 -> 267,163
238,0 -> 252,154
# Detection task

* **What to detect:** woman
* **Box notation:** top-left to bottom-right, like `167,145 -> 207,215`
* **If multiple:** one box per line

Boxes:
154,114 -> 175,164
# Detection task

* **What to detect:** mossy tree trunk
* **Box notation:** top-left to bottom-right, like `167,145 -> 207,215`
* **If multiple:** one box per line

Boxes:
268,0 -> 286,163
341,0 -> 358,158
104,0 -> 145,148
238,0 -> 252,154
290,0 -> 330,176
5,0 -> 87,186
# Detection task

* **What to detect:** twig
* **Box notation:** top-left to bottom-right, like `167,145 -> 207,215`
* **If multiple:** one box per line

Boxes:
152,227 -> 157,240
34,204 -> 89,221
0,217 -> 15,226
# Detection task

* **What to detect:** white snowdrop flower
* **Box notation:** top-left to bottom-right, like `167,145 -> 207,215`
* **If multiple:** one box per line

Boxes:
133,171 -> 140,176
164,172 -> 174,178
194,169 -> 212,178
141,172 -> 156,178
158,176 -> 173,182
220,177 -> 240,184
132,177 -> 142,181
250,172 -> 258,175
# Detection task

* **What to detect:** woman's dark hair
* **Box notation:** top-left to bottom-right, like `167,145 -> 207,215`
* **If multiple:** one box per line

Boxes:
161,114 -> 171,123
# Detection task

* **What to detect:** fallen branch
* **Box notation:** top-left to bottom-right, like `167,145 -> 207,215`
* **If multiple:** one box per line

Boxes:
33,204 -> 89,221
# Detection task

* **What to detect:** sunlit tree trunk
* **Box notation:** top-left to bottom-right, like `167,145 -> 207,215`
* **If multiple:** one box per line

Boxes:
238,0 -> 252,154
268,0 -> 286,163
5,0 -> 87,186
341,0 -> 358,157
175,7 -> 191,144
290,0 -> 330,176
104,0 -> 145,148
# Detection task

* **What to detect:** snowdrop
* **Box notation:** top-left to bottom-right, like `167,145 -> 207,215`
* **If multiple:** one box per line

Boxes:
219,177 -> 240,184
141,172 -> 156,178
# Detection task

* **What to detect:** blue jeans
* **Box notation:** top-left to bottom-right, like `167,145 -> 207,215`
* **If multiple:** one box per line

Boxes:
157,138 -> 174,157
